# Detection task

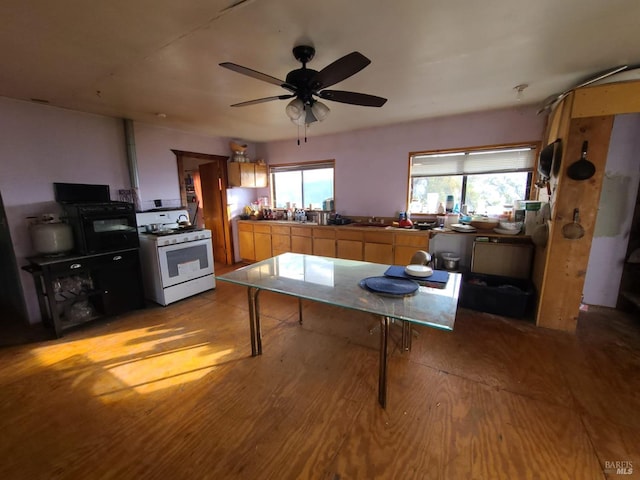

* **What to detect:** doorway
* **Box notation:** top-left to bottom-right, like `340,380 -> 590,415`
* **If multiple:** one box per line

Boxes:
173,150 -> 235,265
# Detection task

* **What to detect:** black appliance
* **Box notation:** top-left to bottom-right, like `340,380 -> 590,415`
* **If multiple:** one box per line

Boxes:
63,202 -> 139,255
54,182 -> 111,203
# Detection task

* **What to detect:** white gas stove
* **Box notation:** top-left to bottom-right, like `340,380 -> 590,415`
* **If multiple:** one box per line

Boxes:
136,210 -> 215,305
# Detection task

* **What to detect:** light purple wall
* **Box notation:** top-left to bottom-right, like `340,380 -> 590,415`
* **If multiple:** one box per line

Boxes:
583,114 -> 640,307
133,123 -> 256,209
258,106 -> 545,217
0,97 -> 130,323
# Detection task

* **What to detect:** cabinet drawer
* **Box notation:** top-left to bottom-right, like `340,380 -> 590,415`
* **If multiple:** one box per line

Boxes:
313,227 -> 336,239
271,225 -> 291,235
238,222 -> 253,232
291,226 -> 312,237
394,232 -> 429,248
47,259 -> 93,276
253,224 -> 271,234
94,249 -> 140,267
336,229 -> 363,241
364,231 -> 393,244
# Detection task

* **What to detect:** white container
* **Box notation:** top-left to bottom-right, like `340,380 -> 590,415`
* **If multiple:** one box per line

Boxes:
30,221 -> 73,255
441,252 -> 460,271
524,210 -> 538,235
444,214 -> 459,228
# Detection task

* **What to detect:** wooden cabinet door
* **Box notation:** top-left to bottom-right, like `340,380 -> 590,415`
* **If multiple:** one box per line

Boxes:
313,238 -> 335,257
240,163 -> 256,186
271,225 -> 290,256
337,239 -> 363,260
254,164 -> 268,187
394,233 -> 430,265
394,245 -> 420,265
291,235 -> 313,254
272,234 -> 291,256
254,231 -> 272,261
364,243 -> 393,264
238,230 -> 255,261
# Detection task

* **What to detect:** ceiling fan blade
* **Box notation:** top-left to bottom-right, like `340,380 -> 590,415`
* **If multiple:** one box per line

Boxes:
313,52 -> 371,90
219,62 -> 297,92
318,90 -> 387,107
230,94 -> 295,107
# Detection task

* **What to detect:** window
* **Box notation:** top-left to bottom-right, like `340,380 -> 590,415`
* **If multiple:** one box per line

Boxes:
270,160 -> 335,210
408,144 -> 537,215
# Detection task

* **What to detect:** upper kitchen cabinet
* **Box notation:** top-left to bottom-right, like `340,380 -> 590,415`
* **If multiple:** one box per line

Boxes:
228,162 -> 268,188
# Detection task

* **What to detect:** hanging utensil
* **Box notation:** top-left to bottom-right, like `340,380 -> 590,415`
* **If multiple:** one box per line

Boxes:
567,141 -> 596,181
562,208 -> 585,239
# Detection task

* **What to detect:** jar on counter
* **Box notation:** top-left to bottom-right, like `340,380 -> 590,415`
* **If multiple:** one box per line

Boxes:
29,215 -> 74,255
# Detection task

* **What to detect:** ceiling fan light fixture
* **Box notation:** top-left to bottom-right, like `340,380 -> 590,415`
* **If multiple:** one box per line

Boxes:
285,98 -> 305,120
311,101 -> 330,122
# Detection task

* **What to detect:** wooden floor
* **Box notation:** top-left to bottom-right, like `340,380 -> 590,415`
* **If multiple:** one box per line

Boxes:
1,262 -> 639,479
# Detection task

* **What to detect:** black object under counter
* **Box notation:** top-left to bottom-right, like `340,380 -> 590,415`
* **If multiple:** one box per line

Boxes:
22,248 -> 145,338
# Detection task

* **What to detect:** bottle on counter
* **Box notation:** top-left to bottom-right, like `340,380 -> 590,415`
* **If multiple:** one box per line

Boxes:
445,195 -> 454,213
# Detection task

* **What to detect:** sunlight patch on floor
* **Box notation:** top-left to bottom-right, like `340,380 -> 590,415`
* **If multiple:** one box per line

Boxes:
91,344 -> 235,400
29,325 -> 238,401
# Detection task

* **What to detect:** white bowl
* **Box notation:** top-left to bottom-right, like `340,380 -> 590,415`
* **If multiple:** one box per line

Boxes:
405,264 -> 433,277
499,221 -> 522,231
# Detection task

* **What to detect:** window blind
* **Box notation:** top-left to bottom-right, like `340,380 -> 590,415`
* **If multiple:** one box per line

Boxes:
411,147 -> 536,177
270,161 -> 334,174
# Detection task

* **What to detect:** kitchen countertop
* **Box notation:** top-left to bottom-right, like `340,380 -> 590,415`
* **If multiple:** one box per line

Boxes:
237,219 -> 530,238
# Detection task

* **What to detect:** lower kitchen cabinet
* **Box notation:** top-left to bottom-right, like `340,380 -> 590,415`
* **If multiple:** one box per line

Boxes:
394,232 -> 430,265
364,231 -> 394,264
336,229 -> 364,261
291,225 -> 313,254
271,225 -> 291,256
22,248 -> 145,338
236,221 -> 433,266
313,228 -> 336,257
253,224 -> 272,261
238,222 -> 255,261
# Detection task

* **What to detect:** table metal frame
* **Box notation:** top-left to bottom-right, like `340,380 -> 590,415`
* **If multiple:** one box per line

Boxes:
217,253 -> 461,408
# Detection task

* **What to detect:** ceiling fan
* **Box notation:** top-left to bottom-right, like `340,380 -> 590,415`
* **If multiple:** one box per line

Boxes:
219,45 -> 387,125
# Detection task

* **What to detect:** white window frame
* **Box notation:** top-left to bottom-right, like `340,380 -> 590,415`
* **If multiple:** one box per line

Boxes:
269,160 -> 335,210
408,142 -> 539,215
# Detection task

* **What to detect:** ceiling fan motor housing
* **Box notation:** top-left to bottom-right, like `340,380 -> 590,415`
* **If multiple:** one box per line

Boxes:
292,45 -> 315,64
285,68 -> 319,103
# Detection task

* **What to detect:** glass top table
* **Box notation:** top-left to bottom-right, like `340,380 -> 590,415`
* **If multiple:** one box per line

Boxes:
216,253 -> 461,407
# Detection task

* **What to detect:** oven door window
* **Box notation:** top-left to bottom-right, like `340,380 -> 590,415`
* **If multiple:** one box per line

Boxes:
158,240 -> 214,288
92,217 -> 137,233
80,214 -> 139,254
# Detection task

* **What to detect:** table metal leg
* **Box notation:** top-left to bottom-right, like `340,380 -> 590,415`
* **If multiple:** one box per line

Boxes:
298,298 -> 303,325
378,315 -> 390,408
402,321 -> 412,351
247,287 -> 262,356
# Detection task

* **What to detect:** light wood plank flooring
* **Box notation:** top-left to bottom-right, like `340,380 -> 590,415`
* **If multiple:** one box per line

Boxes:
0,263 -> 638,479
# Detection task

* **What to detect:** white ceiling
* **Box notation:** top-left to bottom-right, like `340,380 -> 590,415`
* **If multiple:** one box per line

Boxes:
2,0 -> 640,142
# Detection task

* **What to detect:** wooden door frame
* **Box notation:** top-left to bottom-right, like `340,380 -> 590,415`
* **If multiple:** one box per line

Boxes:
172,150 -> 235,265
